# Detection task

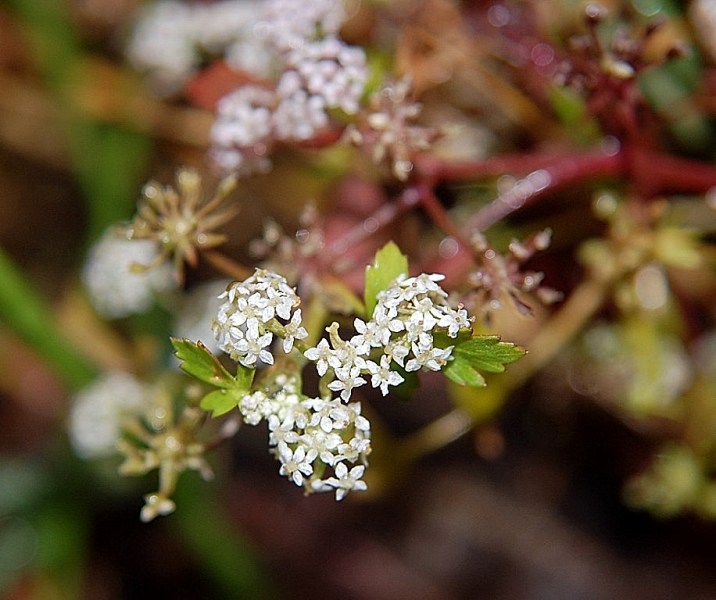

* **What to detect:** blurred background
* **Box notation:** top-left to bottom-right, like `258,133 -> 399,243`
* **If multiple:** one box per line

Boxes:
2,0 -> 716,598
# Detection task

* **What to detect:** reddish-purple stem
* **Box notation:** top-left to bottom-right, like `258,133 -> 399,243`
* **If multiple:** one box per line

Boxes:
323,187 -> 421,261
468,149 -> 624,231
322,143 -> 716,284
415,181 -> 474,250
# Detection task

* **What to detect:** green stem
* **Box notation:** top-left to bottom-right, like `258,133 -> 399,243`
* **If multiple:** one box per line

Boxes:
174,476 -> 277,599
0,247 -> 96,390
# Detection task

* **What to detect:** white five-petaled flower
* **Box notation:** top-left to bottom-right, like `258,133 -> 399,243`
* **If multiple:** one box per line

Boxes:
278,444 -> 316,486
367,355 -> 405,395
324,462 -> 367,501
328,366 -> 367,401
304,338 -> 334,376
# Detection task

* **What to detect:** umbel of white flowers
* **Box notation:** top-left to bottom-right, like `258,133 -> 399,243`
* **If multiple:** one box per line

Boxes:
212,268 -> 471,499
306,272 -> 472,400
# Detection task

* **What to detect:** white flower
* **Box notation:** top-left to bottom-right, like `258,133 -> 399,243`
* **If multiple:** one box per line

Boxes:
324,462 -> 367,501
406,341 -> 454,373
283,309 -> 308,352
127,0 -> 263,95
300,429 -> 343,466
278,444 -> 316,486
369,273 -> 470,374
304,338 -> 334,376
268,415 -> 301,446
255,0 -> 347,51
436,305 -> 471,337
351,318 -> 390,353
82,230 -> 176,319
328,366 -> 367,401
235,329 -> 274,367
69,372 -> 146,458
272,87 -> 330,141
282,38 -> 369,113
259,390 -> 371,494
239,390 -> 277,426
366,355 -> 405,395
209,85 -> 276,176
126,0 -> 196,95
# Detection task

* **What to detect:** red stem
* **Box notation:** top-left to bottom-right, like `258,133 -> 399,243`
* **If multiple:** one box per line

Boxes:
415,181 -> 473,250
414,152 -> 581,181
468,149 -> 624,231
628,146 -> 716,198
323,187 -> 421,261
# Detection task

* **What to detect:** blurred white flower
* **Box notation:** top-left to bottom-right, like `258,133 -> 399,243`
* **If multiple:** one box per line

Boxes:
173,279 -> 230,354
82,229 -> 176,319
69,372 -> 146,458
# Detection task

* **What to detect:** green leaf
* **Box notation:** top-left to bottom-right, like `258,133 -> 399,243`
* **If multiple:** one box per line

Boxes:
444,336 -> 525,387
234,362 -> 255,391
455,336 -> 525,372
444,359 -> 486,387
171,338 -> 234,389
0,246 -> 96,390
200,389 -> 241,417
364,241 -> 409,317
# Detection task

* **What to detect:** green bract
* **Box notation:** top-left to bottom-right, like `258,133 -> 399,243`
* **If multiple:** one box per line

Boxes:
364,241 -> 409,317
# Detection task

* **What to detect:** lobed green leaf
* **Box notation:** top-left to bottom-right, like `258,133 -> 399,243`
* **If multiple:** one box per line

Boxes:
171,338 -> 234,389
454,336 -> 525,373
200,389 -> 241,417
444,336 -> 525,387
444,359 -> 487,388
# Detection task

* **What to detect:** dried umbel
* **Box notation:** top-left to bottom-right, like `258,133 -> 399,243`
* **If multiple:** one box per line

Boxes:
467,229 -> 562,317
345,78 -> 440,180
126,168 -> 239,284
116,379 -> 235,522
554,3 -> 686,135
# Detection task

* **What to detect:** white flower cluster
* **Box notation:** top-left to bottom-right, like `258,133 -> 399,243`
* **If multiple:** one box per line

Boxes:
128,0 -> 368,172
210,85 -> 276,174
126,0 -> 265,95
212,269 -> 308,367
209,0 -> 369,174
69,372 -> 146,458
82,229 -> 176,319
305,274 -> 471,400
255,0 -> 346,51
238,375 -> 371,500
